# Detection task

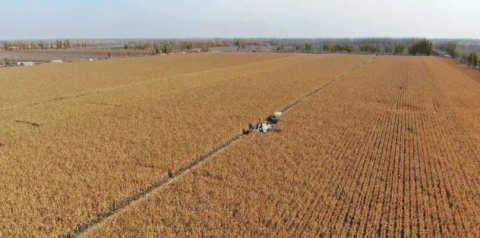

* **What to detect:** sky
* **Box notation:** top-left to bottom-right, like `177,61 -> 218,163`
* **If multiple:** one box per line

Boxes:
1,0 -> 479,40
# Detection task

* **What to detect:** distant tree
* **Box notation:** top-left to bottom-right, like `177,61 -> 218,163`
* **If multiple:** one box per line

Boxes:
474,51 -> 479,67
182,41 -> 193,50
16,41 -> 24,50
3,58 -> 11,66
384,44 -> 394,54
276,44 -> 284,51
3,41 -> 11,51
446,42 -> 458,58
408,45 -> 415,55
56,40 -> 63,49
63,39 -> 72,48
162,43 -> 173,54
436,41 -> 459,58
359,43 -> 367,52
394,43 -> 405,54
333,43 -> 345,52
143,42 -> 153,50
201,46 -> 209,52
23,41 -> 30,50
30,41 -> 38,50
461,52 -> 469,64
124,43 -> 131,49
234,40 -> 241,51
323,43 -> 331,51
468,51 -> 478,67
305,43 -> 313,52
344,44 -> 355,53
408,39 -> 433,56
359,43 -> 381,53
154,42 -> 162,54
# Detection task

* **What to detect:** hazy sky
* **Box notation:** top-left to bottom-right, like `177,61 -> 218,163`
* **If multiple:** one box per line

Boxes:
1,0 -> 479,39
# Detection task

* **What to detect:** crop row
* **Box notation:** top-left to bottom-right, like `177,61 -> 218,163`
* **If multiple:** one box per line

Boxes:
0,53 -> 293,109
0,53 -> 296,140
0,53 -> 372,236
86,56 -> 480,237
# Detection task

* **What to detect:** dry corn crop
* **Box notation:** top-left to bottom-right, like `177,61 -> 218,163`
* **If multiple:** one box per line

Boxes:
0,53 -> 371,236
86,56 -> 480,238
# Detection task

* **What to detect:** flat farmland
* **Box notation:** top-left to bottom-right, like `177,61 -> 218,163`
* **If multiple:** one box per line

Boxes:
3,53 -> 480,237
83,56 -> 480,237
0,53 -> 373,237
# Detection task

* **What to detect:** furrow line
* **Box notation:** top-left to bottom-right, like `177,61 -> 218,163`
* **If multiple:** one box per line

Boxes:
272,56 -> 376,236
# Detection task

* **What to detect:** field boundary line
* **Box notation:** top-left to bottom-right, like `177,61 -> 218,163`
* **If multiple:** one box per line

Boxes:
58,55 -> 375,238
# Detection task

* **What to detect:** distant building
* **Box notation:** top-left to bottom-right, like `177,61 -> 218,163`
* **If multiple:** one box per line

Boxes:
50,60 -> 63,64
17,62 -> 35,66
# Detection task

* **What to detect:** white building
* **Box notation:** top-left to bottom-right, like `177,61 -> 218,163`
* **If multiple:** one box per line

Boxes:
17,62 -> 35,66
50,60 -> 63,64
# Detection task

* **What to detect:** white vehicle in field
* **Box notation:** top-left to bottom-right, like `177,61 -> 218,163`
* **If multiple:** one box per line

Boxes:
243,111 -> 282,134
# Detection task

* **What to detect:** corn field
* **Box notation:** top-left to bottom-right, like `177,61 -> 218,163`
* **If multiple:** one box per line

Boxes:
1,53 -> 480,237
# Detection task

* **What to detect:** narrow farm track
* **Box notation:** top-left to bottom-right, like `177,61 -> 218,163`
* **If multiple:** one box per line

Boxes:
63,55 -> 376,238
0,53 -> 372,237
85,56 -> 480,237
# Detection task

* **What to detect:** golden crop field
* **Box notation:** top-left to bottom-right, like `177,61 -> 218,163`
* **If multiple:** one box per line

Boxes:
0,53 -> 374,237
83,56 -> 480,238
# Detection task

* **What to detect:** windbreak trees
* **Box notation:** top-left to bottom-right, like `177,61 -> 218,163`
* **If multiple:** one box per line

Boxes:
408,39 -> 433,56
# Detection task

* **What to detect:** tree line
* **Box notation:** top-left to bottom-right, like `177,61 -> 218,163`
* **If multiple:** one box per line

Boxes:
276,42 -> 405,54
461,51 -> 478,67
123,40 -> 222,53
436,41 -> 479,66
271,38 -> 446,56
1,39 -> 88,51
407,39 -> 433,55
